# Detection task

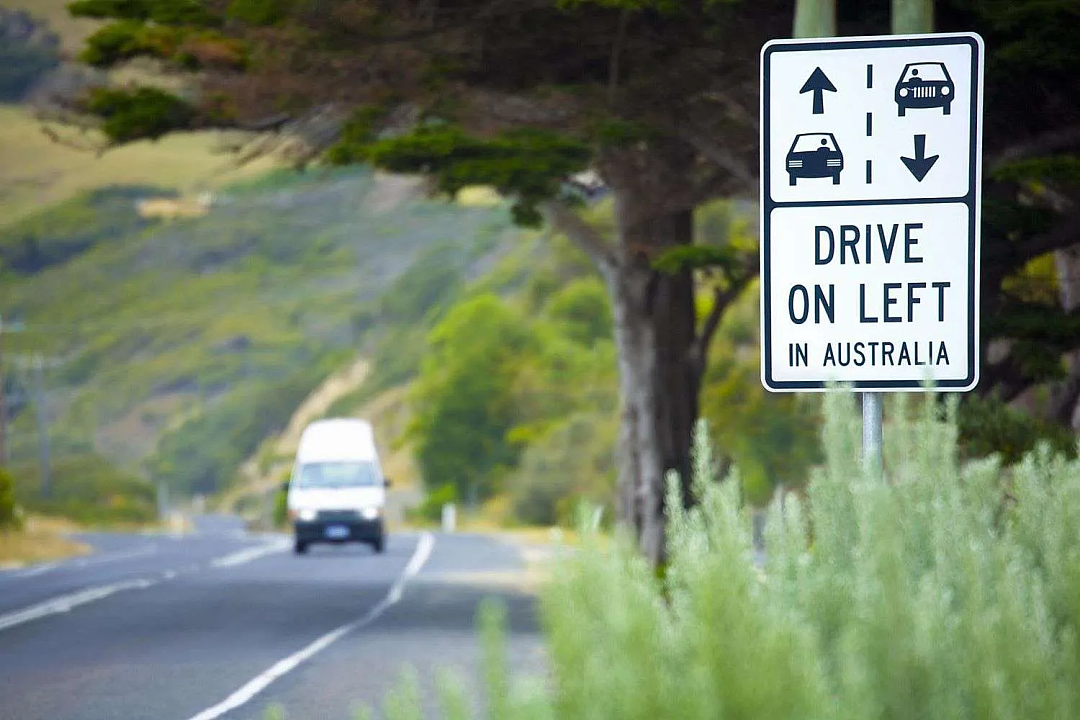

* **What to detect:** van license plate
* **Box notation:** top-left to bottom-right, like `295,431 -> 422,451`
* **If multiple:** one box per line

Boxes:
325,525 -> 349,539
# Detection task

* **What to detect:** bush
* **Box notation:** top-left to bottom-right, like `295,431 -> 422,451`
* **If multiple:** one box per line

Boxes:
957,393 -> 1077,465
405,483 -> 457,525
541,277 -> 612,347
0,467 -> 20,529
272,485 -> 288,528
356,389 -> 1080,720
508,411 -> 616,527
10,454 -> 154,525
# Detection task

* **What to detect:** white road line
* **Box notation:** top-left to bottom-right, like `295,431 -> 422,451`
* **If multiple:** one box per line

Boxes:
0,565 -> 193,633
72,545 -> 158,569
0,578 -> 157,633
11,562 -> 59,578
210,538 -> 290,568
8,544 -> 159,579
186,532 -> 436,720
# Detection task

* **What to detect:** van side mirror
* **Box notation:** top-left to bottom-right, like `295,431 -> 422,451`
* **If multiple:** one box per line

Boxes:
280,481 -> 290,493
383,477 -> 392,488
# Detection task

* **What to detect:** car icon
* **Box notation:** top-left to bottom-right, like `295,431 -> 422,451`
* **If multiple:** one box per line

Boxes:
895,62 -> 954,116
786,132 -> 843,186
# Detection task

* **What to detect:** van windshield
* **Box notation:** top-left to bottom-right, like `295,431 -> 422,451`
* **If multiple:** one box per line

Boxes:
294,461 -> 380,488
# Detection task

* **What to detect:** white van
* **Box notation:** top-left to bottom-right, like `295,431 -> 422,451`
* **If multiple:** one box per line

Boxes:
286,418 -> 390,555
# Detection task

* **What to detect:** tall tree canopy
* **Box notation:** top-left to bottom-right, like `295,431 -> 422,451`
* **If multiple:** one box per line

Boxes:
47,0 -> 1080,564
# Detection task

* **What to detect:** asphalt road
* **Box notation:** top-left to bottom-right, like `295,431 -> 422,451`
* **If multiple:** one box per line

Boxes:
0,516 -> 546,720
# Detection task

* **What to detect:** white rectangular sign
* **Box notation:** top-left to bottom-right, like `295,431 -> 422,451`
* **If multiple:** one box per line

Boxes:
759,32 -> 984,392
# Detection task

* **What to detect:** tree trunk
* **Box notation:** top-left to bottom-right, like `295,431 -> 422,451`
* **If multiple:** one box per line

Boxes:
602,143 -> 701,567
1050,245 -> 1080,427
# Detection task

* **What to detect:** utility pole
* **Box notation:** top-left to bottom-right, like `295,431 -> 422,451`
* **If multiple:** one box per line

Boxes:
32,353 -> 50,498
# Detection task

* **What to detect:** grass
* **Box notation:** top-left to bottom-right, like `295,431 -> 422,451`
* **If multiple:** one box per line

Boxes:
0,105 -> 279,227
0,166 -> 520,511
0,515 -> 91,568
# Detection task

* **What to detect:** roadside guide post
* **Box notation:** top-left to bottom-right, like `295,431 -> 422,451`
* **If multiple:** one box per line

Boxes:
759,32 -> 985,473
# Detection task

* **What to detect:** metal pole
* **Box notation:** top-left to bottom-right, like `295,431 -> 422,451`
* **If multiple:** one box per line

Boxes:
861,392 -> 883,476
0,314 -> 6,466
32,354 -> 51,498
793,0 -> 836,38
892,0 -> 933,34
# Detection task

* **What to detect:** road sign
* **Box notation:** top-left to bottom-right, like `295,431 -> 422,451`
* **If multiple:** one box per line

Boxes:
759,32 -> 984,392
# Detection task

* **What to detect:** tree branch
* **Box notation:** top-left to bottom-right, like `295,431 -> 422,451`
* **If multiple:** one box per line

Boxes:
676,127 -> 755,191
38,125 -> 113,156
1012,211 -> 1080,265
689,253 -> 757,374
539,199 -> 617,278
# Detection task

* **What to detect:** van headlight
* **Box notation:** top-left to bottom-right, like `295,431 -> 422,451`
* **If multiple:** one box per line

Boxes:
360,506 -> 381,520
295,508 -> 317,522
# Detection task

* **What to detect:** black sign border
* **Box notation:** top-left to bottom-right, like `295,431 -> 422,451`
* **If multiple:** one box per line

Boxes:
761,33 -> 982,392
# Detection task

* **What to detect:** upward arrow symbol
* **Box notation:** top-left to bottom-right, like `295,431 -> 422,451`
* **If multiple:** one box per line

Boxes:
799,67 -> 836,115
901,134 -> 939,182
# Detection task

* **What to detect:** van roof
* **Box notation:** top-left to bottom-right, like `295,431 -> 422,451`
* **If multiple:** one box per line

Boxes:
295,418 -> 379,463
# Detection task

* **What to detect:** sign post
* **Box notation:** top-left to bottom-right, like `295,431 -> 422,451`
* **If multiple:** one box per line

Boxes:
759,32 -> 985,471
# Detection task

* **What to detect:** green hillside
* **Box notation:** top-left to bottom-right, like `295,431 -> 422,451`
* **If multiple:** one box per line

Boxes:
0,166 -> 519,513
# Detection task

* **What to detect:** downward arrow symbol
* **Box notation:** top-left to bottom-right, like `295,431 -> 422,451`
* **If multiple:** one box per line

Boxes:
901,134 -> 939,182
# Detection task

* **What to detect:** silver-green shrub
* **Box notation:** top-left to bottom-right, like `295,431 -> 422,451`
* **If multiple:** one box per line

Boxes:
352,389 -> 1080,719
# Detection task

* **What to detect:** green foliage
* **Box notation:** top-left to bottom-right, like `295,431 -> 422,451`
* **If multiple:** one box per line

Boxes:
0,167 -> 516,503
322,107 -> 388,165
407,294 -> 537,499
376,242 -> 467,325
10,454 -> 155,525
81,22 -> 247,71
992,155 -> 1080,187
272,485 -> 288,528
509,411 -> 616,526
0,8 -> 61,102
364,389 -> 1080,719
341,125 -> 592,228
80,20 -> 181,66
85,86 -> 196,142
68,0 -> 219,27
0,185 -> 161,275
651,244 -> 745,274
147,373 -> 323,496
701,281 -> 822,505
958,394 -> 1077,465
225,0 -> 289,27
541,277 -> 612,346
405,483 -> 458,525
0,468 -> 21,530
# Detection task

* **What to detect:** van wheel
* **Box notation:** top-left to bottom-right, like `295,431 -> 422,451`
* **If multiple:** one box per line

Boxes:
943,103 -> 952,115
898,105 -> 906,117
372,537 -> 385,554
294,540 -> 308,555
